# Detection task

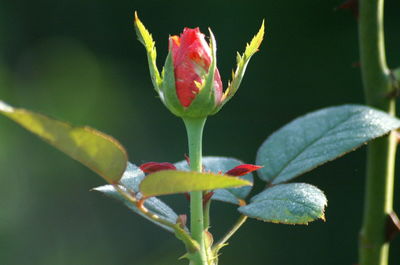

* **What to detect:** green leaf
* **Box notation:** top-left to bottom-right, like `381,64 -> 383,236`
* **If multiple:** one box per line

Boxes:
0,101 -> 127,183
238,183 -> 327,224
94,163 -> 178,232
134,12 -> 162,92
140,170 -> 252,197
175,156 -> 254,204
257,104 -> 400,184
214,20 -> 264,113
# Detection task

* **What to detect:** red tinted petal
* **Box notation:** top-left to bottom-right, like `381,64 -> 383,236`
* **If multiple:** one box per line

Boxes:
169,35 -> 180,62
225,164 -> 263,177
183,29 -> 211,71
139,162 -> 176,173
179,28 -> 203,51
171,27 -> 217,107
174,62 -> 201,106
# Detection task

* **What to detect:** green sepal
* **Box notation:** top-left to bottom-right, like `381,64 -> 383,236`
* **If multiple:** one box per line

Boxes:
185,28 -> 218,118
212,20 -> 265,114
134,12 -> 162,93
161,50 -> 185,116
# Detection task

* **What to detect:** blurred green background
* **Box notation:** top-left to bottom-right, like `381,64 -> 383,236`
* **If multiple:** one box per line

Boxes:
0,0 -> 399,264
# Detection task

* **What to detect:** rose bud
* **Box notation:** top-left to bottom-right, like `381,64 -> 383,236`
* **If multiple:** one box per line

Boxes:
134,12 -> 264,119
168,28 -> 223,108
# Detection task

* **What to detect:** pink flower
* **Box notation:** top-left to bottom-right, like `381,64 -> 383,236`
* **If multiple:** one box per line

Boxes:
169,28 -> 223,107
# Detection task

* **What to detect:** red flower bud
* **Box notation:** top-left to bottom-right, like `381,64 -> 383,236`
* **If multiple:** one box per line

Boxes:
225,164 -> 263,177
169,28 -> 223,107
139,162 -> 176,173
135,13 -> 264,118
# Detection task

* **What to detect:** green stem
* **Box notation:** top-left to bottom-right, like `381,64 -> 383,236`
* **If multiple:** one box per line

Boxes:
203,199 -> 211,230
212,214 -> 248,253
184,117 -> 208,265
359,0 -> 397,264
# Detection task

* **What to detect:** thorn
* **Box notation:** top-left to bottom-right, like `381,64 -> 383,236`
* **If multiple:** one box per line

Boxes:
385,212 -> 400,242
184,193 -> 191,202
385,89 -> 400,99
184,154 -> 190,166
178,253 -> 189,260
393,131 -> 400,144
177,214 -> 188,229
204,230 -> 214,246
351,61 -> 360,68
203,191 -> 214,206
238,199 -> 247,207
386,71 -> 400,99
137,198 -> 146,210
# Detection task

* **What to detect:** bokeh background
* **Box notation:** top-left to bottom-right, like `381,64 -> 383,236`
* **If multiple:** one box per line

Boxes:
0,0 -> 399,264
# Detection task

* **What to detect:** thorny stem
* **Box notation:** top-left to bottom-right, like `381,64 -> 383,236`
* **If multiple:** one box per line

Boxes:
358,0 -> 397,264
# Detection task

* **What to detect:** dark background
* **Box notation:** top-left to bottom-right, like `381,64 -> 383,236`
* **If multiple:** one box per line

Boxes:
0,0 -> 399,264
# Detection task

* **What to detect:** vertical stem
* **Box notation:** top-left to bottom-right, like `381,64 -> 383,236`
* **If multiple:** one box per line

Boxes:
203,200 -> 211,230
213,214 -> 248,251
359,0 -> 389,106
184,117 -> 208,265
359,0 -> 397,265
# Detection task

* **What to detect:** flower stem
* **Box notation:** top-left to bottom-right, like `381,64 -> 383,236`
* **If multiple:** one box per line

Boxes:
184,117 -> 208,265
359,0 -> 397,264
